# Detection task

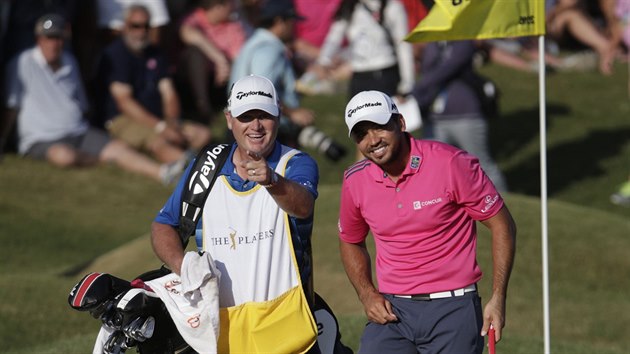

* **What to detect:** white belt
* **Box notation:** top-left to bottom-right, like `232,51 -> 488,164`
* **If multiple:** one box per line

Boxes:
392,284 -> 477,301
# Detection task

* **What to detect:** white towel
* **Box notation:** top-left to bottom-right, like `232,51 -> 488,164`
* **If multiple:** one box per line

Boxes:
92,325 -> 115,354
180,251 -> 221,303
145,251 -> 221,354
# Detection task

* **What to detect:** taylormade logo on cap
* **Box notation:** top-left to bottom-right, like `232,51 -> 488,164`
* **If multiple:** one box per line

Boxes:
347,101 -> 383,118
235,90 -> 273,100
228,75 -> 280,117
344,91 -> 399,136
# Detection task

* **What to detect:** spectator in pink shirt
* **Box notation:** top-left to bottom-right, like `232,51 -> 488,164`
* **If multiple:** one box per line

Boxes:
614,0 -> 630,50
176,0 -> 247,124
337,90 -> 517,354
293,0 -> 343,70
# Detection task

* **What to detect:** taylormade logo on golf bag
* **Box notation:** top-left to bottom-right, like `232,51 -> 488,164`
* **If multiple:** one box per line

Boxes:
178,143 -> 231,243
188,144 -> 229,195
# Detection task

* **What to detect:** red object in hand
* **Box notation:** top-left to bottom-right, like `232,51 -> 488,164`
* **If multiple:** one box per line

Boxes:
488,326 -> 496,354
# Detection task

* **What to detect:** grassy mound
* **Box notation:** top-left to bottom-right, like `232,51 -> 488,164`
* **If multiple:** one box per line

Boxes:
1,61 -> 629,352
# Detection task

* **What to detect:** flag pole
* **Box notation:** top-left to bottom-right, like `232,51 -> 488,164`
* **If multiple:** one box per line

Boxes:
538,35 -> 551,354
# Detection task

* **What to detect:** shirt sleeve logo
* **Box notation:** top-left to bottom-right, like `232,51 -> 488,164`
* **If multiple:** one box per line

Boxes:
481,194 -> 499,213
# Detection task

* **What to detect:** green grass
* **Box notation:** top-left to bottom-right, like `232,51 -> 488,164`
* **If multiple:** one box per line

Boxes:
1,61 -> 630,353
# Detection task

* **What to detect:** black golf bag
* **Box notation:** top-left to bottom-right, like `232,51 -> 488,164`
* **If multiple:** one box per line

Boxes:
68,268 -> 352,354
68,267 -> 193,354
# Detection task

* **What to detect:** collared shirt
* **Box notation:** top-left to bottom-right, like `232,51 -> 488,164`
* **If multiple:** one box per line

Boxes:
5,46 -> 89,153
155,142 -> 319,281
338,137 -> 504,294
229,28 -> 300,109
97,38 -> 169,125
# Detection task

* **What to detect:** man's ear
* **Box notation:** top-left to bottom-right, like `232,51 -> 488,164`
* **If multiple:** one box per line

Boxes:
398,114 -> 407,132
225,111 -> 233,130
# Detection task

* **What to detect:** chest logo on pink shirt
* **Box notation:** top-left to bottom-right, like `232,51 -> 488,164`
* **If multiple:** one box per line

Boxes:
413,197 -> 443,210
410,156 -> 421,169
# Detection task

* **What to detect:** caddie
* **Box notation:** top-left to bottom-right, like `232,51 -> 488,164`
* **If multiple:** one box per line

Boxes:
151,74 -> 320,353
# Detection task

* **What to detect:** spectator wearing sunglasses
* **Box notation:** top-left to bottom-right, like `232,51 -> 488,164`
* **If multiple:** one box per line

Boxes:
92,4 -> 211,167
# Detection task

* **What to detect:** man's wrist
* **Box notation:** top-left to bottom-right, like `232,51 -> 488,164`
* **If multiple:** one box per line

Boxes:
154,121 -> 167,133
260,167 -> 279,188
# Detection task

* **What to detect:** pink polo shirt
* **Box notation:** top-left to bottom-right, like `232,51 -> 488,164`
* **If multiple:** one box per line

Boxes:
294,0 -> 342,47
181,8 -> 246,61
338,138 -> 504,295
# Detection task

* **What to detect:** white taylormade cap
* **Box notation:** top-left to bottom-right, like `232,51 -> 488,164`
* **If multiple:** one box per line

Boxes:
344,90 -> 399,136
228,75 -> 280,117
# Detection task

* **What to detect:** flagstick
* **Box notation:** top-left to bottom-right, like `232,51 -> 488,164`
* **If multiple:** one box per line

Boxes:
538,35 -> 551,354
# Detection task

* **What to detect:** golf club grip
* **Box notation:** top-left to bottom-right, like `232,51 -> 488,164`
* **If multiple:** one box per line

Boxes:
488,327 -> 496,354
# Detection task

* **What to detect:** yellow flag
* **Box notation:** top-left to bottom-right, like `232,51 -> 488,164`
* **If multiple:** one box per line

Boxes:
405,0 -> 545,43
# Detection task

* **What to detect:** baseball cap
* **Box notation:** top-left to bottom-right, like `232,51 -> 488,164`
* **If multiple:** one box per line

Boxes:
259,0 -> 305,21
228,75 -> 280,118
345,90 -> 400,136
34,13 -> 66,37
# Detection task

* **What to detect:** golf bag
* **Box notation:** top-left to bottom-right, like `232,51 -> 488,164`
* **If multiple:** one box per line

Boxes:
68,269 -> 351,354
68,268 -> 193,354
313,293 -> 354,354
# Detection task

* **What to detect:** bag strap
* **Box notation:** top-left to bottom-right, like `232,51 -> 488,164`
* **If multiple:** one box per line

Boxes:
178,143 -> 232,247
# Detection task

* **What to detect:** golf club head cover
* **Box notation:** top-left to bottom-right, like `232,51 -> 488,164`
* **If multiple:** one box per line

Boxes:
115,288 -> 161,323
68,272 -> 131,312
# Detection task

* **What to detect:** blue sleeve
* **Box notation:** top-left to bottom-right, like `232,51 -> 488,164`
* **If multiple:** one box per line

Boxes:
249,45 -> 300,109
285,152 -> 319,200
154,159 -> 196,226
280,61 -> 300,109
249,45 -> 283,84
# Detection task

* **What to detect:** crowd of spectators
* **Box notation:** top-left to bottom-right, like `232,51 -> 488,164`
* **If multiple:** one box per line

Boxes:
0,0 -> 628,193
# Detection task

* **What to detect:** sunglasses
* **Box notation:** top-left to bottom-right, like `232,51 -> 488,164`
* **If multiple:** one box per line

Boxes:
42,34 -> 64,40
128,22 -> 149,30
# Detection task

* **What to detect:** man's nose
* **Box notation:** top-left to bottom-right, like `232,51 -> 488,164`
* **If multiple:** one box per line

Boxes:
365,130 -> 381,146
251,118 -> 264,129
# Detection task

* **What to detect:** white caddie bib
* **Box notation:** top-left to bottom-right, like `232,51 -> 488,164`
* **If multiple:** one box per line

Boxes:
200,148 -> 317,353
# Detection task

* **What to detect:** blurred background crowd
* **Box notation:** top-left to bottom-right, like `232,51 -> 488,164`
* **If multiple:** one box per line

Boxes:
0,0 -> 628,202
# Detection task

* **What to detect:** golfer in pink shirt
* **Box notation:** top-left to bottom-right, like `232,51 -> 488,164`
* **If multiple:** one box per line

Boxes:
338,90 -> 516,354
